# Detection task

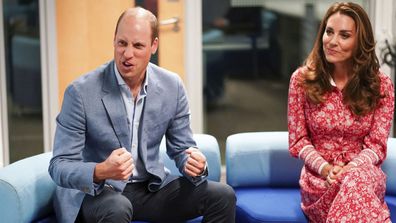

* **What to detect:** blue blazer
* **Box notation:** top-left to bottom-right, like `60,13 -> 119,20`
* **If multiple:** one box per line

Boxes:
49,61 -> 205,223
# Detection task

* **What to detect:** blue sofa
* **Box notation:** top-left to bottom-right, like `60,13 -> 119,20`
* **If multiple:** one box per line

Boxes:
0,134 -> 221,223
226,131 -> 396,223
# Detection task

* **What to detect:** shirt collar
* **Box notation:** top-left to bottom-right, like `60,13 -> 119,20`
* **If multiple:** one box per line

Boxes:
329,76 -> 336,87
114,63 -> 148,95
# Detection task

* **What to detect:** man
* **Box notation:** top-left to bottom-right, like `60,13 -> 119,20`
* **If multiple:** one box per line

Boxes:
49,7 -> 236,223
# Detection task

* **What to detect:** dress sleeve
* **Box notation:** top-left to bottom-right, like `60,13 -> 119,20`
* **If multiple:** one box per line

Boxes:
350,73 -> 395,166
288,68 -> 328,175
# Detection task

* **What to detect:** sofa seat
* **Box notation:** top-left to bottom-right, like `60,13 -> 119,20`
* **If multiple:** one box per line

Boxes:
35,216 -> 203,223
235,187 -> 306,223
386,195 -> 396,222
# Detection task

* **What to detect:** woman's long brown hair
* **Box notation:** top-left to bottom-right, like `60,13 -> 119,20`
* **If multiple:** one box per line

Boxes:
301,2 -> 382,116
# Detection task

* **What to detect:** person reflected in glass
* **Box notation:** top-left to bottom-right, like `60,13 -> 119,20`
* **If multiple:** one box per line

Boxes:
288,2 -> 394,222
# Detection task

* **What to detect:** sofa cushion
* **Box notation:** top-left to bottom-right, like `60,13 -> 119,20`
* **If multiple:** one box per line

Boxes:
226,132 -> 303,188
235,187 -> 307,222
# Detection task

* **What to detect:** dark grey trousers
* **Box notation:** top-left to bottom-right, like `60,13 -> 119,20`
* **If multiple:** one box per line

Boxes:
78,177 -> 236,223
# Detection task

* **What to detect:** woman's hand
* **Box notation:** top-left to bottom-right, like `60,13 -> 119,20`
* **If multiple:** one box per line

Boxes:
320,163 -> 333,178
325,163 -> 355,187
326,165 -> 342,185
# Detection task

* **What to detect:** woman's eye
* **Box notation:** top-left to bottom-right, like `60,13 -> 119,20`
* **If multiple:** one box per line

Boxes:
325,29 -> 333,35
340,34 -> 350,39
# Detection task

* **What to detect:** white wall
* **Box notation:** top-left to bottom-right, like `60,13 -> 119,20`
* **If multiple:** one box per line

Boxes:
39,0 -> 59,152
185,1 -> 203,133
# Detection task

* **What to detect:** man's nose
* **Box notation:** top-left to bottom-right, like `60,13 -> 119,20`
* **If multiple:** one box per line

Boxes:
124,45 -> 134,58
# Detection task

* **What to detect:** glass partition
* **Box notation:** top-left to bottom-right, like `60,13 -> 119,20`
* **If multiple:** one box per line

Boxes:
2,0 -> 43,163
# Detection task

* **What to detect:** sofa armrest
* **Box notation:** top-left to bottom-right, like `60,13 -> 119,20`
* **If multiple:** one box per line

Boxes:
0,152 -> 56,223
160,134 -> 222,182
226,131 -> 303,188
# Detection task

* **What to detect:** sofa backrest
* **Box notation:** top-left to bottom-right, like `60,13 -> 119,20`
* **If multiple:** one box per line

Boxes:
226,131 -> 303,188
226,131 -> 396,195
160,134 -> 221,182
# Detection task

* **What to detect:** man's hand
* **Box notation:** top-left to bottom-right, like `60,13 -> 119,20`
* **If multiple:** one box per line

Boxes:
184,147 -> 207,177
94,148 -> 134,183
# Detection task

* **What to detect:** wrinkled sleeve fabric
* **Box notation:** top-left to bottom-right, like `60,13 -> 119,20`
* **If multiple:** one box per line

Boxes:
288,68 -> 328,175
350,74 -> 395,167
48,84 -> 98,196
165,76 -> 208,185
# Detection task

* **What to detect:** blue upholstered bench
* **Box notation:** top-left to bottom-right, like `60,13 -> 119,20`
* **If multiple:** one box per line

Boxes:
0,134 -> 221,223
226,131 -> 396,223
383,137 -> 396,222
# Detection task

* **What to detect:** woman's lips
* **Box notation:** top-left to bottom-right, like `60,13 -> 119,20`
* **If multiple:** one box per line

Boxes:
325,48 -> 338,55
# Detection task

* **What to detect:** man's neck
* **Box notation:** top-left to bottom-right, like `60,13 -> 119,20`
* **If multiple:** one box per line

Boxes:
125,73 -> 145,98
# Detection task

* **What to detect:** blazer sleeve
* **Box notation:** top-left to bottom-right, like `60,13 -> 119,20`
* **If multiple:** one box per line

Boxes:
165,76 -> 208,185
48,84 -> 98,196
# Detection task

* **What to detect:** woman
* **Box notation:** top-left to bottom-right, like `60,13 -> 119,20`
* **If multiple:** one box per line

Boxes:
288,2 -> 394,222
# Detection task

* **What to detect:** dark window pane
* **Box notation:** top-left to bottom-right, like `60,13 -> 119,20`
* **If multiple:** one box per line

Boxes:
2,0 -> 43,163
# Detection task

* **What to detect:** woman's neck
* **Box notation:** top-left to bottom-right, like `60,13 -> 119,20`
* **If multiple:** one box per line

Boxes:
332,63 -> 351,90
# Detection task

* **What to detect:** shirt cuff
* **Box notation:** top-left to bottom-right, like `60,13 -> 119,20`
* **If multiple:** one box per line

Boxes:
197,162 -> 208,177
93,181 -> 105,196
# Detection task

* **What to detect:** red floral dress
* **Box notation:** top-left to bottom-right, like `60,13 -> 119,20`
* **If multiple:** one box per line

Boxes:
288,67 -> 394,223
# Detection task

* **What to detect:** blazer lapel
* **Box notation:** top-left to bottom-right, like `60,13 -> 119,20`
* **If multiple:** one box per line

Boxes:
140,64 -> 162,167
101,62 -> 131,151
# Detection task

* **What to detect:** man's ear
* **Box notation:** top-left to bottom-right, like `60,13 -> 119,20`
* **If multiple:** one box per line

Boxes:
151,37 -> 159,55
